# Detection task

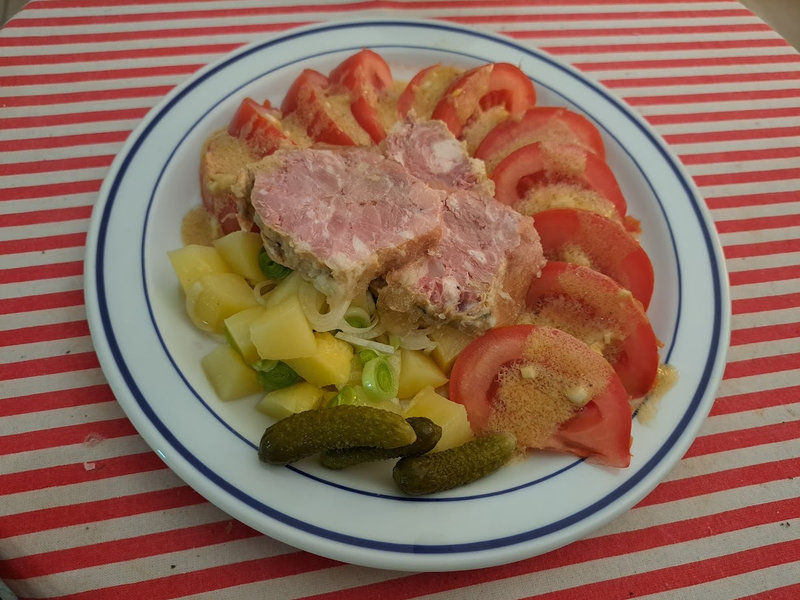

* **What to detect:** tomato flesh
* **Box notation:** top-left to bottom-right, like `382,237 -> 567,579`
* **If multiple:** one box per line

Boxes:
279,69 -> 357,146
449,324 -> 632,467
475,106 -> 605,172
397,64 -> 439,117
431,63 -> 535,138
227,97 -> 291,158
525,261 -> 659,398
280,69 -> 329,116
491,142 -> 627,220
533,208 -> 654,309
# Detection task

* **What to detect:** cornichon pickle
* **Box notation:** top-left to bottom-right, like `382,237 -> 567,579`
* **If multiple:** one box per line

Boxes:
259,405 -> 416,465
320,417 -> 442,470
393,432 -> 516,496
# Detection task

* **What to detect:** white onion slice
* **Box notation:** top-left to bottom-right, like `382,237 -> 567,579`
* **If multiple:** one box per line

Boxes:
298,282 -> 350,332
335,332 -> 396,354
396,330 -> 438,352
252,280 -> 278,306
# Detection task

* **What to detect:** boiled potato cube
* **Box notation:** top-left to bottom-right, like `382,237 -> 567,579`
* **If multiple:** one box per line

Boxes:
262,271 -> 305,308
250,295 -> 316,360
429,326 -> 476,374
285,332 -> 354,388
168,245 -> 230,293
397,348 -> 448,399
256,382 -> 324,420
186,272 -> 259,333
404,387 -> 473,451
213,231 -> 266,283
201,344 -> 261,401
223,306 -> 265,364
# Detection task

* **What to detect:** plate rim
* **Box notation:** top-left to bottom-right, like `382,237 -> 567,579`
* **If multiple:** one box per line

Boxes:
84,17 -> 732,571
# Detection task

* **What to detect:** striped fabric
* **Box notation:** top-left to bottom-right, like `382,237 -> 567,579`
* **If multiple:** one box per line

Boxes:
1,1 -> 798,598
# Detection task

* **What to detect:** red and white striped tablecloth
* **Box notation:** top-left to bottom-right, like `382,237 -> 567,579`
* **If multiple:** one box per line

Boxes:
1,1 -> 798,598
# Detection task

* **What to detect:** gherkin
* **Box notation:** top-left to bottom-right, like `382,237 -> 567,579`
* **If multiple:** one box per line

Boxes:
259,405 -> 416,465
393,432 -> 516,496
320,417 -> 442,470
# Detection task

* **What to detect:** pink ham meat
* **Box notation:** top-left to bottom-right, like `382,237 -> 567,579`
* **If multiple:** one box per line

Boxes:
381,118 -> 493,194
378,188 -> 545,334
377,119 -> 546,333
249,146 -> 445,301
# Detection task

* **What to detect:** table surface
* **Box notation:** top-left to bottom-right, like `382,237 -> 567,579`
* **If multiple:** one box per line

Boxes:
1,1 -> 799,599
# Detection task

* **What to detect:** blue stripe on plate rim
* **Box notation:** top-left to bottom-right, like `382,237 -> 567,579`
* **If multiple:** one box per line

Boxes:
93,19 -> 727,554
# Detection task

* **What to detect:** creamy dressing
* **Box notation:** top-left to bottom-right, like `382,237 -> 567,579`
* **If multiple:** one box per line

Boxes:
636,364 -> 679,423
181,206 -> 220,246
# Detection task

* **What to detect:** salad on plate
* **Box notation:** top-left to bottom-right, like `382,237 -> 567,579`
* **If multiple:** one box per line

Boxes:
167,49 -> 670,496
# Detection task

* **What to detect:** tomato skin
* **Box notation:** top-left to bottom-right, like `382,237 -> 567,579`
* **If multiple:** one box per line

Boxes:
491,142 -> 627,219
449,324 -> 632,468
525,261 -> 660,398
329,49 -> 393,143
431,63 -> 536,137
475,106 -> 605,171
533,208 -> 654,309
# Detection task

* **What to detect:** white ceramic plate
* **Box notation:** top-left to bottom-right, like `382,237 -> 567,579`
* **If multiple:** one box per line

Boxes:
84,19 -> 730,572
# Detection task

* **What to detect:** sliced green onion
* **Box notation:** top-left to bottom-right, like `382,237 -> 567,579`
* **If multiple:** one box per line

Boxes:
252,359 -> 299,391
328,385 -> 369,407
358,348 -> 380,365
343,306 -> 372,329
258,250 -> 292,281
362,356 -> 399,402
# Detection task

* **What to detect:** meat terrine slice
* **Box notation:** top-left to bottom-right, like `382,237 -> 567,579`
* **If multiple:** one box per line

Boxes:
249,146 -> 446,301
377,188 -> 546,334
380,118 -> 494,195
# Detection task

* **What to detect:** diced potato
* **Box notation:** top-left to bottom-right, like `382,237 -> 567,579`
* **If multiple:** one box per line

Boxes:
262,271 -> 305,308
201,344 -> 262,401
397,348 -> 449,399
168,245 -> 230,293
223,306 -> 265,364
429,326 -> 476,374
186,272 -> 259,332
404,387 -> 473,451
213,231 -> 266,283
250,295 -> 316,360
256,382 -> 324,420
285,332 -> 354,388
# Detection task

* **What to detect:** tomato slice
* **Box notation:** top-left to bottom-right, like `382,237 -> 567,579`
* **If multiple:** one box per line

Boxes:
398,64 -> 438,117
449,324 -> 632,467
398,64 -> 463,120
525,261 -> 660,398
480,63 -> 537,114
431,63 -> 536,138
280,68 -> 357,146
533,208 -> 654,309
475,106 -> 605,172
281,69 -> 329,116
329,48 -> 393,92
227,97 -> 291,158
329,49 -> 393,143
491,142 -> 627,221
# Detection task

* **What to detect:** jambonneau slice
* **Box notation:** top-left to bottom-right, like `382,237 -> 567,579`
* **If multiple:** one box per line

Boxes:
376,119 -> 545,334
378,188 -> 545,334
249,146 -> 445,301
